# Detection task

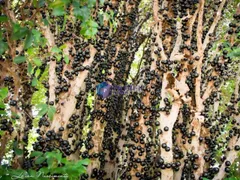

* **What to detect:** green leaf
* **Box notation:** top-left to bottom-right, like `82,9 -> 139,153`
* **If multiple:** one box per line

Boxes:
27,62 -> 33,74
33,58 -> 42,66
0,15 -> 8,22
0,87 -> 8,99
43,18 -> 49,26
32,29 -> 41,43
30,151 -> 43,157
74,6 -> 90,21
0,41 -> 8,55
98,12 -> 104,25
78,158 -> 90,166
35,156 -> 46,164
49,0 -> 66,8
84,28 -> 98,39
15,149 -> 23,155
228,48 -> 240,58
51,167 -> 65,174
51,46 -> 61,53
56,54 -> 62,61
47,106 -> 56,120
0,102 -> 5,109
62,15 -> 68,31
47,157 -> 55,168
38,0 -> 46,7
24,32 -> 34,49
88,0 -> 96,7
0,110 -> 7,115
55,152 -> 62,163
100,0 -> 104,6
61,158 -> 68,164
27,47 -> 36,56
63,165 -> 79,176
88,19 -> 98,28
80,19 -> 98,38
28,169 -> 37,177
13,56 -> 26,64
38,167 -> 49,174
12,24 -> 29,40
60,44 -> 67,50
53,6 -> 65,16
31,77 -> 38,87
35,68 -> 41,77
64,55 -> 69,64
9,169 -> 27,176
37,103 -> 48,117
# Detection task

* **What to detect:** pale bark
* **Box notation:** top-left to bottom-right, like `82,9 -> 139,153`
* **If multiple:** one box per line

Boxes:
41,25 -> 56,103
213,137 -> 240,180
202,0 -> 227,51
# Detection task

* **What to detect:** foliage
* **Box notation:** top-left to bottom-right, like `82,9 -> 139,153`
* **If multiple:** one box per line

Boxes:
0,150 -> 90,180
0,87 -> 8,113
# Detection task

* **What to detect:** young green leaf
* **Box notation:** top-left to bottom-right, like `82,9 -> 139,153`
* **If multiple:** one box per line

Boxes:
28,169 -> 37,177
64,55 -> 69,64
32,29 -> 41,43
12,24 -> 29,40
37,103 -> 48,117
33,58 -> 42,67
27,62 -> 33,74
47,157 -> 55,168
0,102 -> 6,109
0,110 -> 7,115
88,0 -> 96,8
88,19 -> 98,28
15,149 -> 23,155
51,46 -> 61,53
74,6 -> 90,21
31,77 -> 38,87
47,106 -> 56,120
78,158 -> 90,166
228,48 -> 240,58
0,41 -> 8,55
35,68 -> 41,78
85,28 -> 98,39
53,6 -> 65,16
24,32 -> 34,49
35,156 -> 46,164
100,0 -> 104,6
56,55 -> 62,61
30,151 -> 43,157
43,19 -> 49,26
0,87 -> 8,99
13,56 -> 26,64
60,44 -> 67,50
0,15 -> 8,22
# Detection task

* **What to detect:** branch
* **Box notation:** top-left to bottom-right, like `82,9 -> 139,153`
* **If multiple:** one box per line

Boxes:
187,9 -> 199,46
153,0 -> 160,22
197,0 -> 204,53
213,137 -> 240,180
51,45 -> 96,132
234,64 -> 240,110
195,0 -> 205,112
170,19 -> 183,61
202,0 -> 227,51
41,21 -> 56,103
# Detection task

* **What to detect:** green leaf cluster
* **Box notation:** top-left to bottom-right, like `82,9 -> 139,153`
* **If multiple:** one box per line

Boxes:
0,150 -> 90,180
36,103 -> 56,121
0,87 -> 8,113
